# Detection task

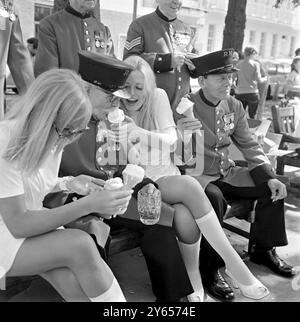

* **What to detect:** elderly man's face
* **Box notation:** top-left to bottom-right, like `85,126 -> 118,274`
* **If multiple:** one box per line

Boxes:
200,73 -> 233,102
157,0 -> 183,19
88,85 -> 120,120
69,0 -> 96,12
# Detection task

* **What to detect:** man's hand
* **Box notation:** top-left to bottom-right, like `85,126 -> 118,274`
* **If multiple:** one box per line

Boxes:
109,116 -> 139,144
177,117 -> 202,134
171,52 -> 186,69
184,57 -> 196,71
267,178 -> 287,202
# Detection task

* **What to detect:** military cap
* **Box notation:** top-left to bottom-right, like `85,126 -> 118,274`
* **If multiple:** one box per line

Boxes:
190,49 -> 239,77
78,51 -> 134,98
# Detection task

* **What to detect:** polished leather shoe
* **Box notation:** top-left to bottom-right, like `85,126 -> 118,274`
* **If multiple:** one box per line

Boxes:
250,248 -> 296,278
202,270 -> 235,301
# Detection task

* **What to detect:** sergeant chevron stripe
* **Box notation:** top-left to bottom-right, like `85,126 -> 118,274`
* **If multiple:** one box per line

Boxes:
124,37 -> 142,51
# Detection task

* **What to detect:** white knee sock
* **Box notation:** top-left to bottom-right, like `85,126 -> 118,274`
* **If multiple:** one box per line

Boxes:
89,277 -> 126,302
195,209 -> 257,286
177,237 -> 204,301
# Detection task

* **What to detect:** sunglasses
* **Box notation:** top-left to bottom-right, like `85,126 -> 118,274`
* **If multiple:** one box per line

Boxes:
53,123 -> 90,139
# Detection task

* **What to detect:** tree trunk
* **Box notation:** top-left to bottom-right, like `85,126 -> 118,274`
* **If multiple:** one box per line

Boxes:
53,0 -> 101,20
222,0 -> 247,53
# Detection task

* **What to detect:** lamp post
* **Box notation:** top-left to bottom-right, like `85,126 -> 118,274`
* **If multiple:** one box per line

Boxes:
133,0 -> 138,21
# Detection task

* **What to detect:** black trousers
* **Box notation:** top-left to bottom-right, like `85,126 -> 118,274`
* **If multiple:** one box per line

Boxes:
109,217 -> 193,302
235,93 -> 259,119
200,180 -> 288,273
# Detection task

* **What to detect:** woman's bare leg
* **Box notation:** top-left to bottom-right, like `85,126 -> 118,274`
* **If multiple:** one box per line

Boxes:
157,175 -> 211,220
7,229 -> 124,300
41,268 -> 89,302
157,175 -> 266,289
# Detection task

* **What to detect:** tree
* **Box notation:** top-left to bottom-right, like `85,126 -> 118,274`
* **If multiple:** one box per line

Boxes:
53,0 -> 101,20
222,0 -> 247,52
222,0 -> 300,52
274,0 -> 300,7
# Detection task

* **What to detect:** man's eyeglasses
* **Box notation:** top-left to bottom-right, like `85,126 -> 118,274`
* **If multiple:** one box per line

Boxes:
53,123 -> 90,139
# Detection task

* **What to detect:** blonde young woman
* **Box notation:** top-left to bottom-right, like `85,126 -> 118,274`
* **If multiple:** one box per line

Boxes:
0,69 -> 133,302
114,55 -> 269,302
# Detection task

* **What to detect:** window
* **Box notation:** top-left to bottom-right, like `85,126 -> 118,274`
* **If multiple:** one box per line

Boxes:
207,24 -> 216,52
34,4 -> 53,36
270,34 -> 278,57
143,0 -> 155,7
249,30 -> 256,44
259,32 -> 266,57
289,36 -> 295,57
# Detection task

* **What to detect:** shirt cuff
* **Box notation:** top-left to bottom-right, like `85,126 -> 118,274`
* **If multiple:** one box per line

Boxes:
250,163 -> 276,186
153,53 -> 173,73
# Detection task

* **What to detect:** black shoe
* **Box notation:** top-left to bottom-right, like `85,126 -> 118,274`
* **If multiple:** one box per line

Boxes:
250,248 -> 296,278
202,269 -> 235,301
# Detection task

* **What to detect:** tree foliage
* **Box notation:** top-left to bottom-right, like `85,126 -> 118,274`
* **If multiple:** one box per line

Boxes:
274,0 -> 300,7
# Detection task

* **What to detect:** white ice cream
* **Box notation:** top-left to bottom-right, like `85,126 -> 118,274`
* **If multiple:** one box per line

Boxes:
107,109 -> 125,124
104,177 -> 124,190
122,164 -> 145,189
176,97 -> 194,118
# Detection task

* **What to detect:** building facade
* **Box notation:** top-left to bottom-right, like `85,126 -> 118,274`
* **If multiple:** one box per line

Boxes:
15,0 -> 300,59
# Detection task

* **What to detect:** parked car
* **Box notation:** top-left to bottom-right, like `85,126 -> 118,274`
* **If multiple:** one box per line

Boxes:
260,58 -> 291,100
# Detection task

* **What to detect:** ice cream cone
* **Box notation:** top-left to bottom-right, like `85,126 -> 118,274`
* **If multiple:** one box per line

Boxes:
176,96 -> 195,118
122,164 -> 145,189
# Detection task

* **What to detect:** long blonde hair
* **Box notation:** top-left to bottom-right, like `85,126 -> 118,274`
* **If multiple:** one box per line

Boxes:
122,55 -> 158,131
4,69 -> 92,174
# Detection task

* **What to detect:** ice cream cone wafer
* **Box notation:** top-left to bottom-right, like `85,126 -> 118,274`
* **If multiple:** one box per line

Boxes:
122,164 -> 145,189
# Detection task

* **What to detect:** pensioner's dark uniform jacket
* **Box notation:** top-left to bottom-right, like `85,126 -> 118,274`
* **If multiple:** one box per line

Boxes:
188,90 -> 276,189
34,5 -> 114,76
124,8 -> 197,111
0,8 -> 34,119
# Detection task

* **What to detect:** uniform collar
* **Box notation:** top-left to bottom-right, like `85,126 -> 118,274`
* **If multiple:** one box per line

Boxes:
155,7 -> 177,22
65,4 -> 92,19
199,89 -> 220,107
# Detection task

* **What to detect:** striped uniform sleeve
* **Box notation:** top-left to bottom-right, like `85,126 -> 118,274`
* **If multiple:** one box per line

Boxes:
123,20 -> 172,73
